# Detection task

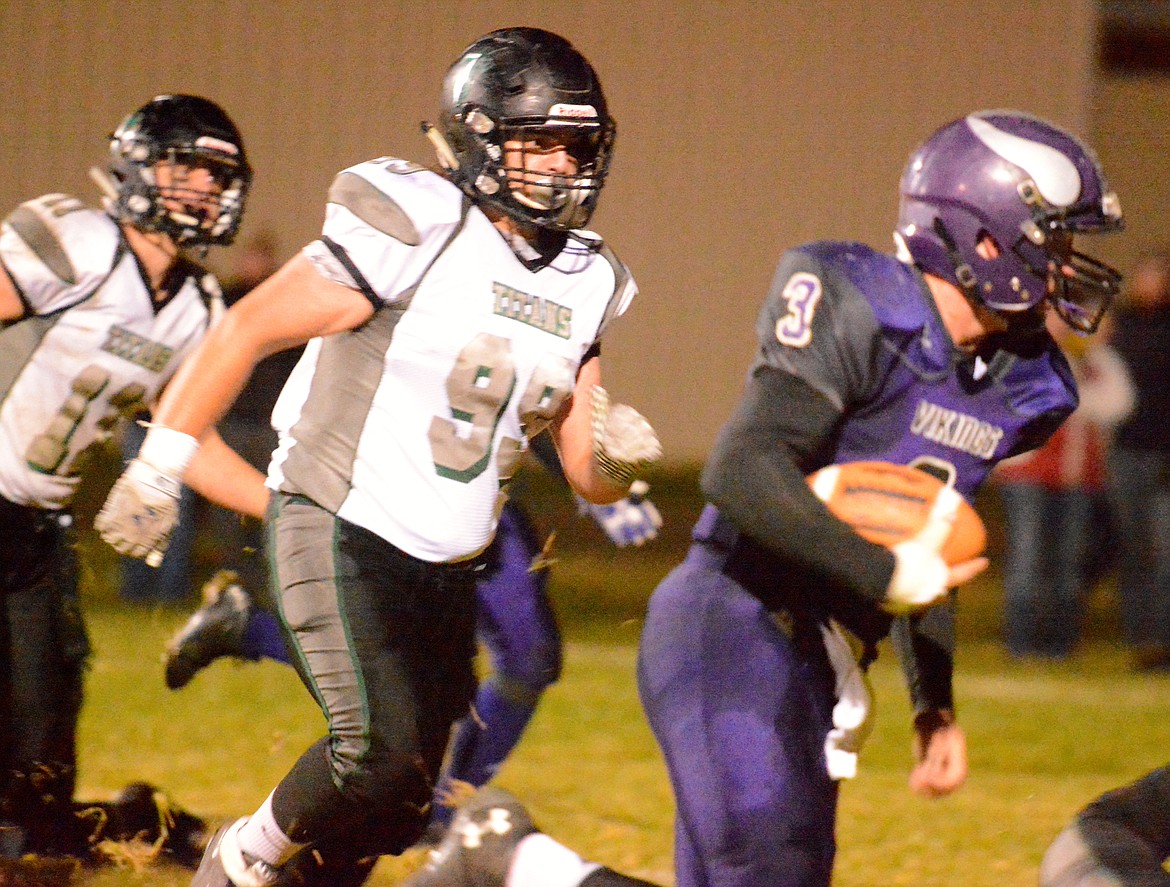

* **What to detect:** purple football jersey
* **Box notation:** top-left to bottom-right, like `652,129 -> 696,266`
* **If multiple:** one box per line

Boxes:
756,240 -> 1077,499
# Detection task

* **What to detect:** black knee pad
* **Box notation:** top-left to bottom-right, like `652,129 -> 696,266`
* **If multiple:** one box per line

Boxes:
331,746 -> 433,851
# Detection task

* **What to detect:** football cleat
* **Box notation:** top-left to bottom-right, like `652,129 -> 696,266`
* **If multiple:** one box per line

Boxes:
190,818 -> 279,887
402,787 -> 538,887
165,570 -> 255,690
277,845 -> 378,887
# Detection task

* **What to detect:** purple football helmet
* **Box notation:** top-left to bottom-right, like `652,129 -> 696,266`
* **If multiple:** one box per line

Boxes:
895,110 -> 1123,333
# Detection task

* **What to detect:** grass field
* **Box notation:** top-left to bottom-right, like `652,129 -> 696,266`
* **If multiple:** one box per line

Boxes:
64,468 -> 1169,886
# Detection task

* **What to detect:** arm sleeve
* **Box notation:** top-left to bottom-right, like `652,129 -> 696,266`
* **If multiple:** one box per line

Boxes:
890,599 -> 956,713
528,431 -> 568,487
701,246 -> 898,605
701,363 -> 896,605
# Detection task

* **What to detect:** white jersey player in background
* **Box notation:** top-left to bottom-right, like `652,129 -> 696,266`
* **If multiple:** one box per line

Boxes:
0,94 -> 263,864
97,27 -> 662,887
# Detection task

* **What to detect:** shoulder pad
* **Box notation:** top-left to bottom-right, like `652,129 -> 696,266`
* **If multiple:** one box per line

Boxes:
3,194 -> 118,287
368,156 -> 428,176
797,241 -> 928,334
4,194 -> 90,284
327,171 -> 420,246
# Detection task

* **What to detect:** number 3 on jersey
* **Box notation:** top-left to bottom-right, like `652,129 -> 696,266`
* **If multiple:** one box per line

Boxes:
429,332 -> 574,482
775,272 -> 822,348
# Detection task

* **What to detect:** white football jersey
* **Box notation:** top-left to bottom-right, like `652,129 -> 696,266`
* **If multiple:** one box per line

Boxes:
0,194 -> 220,509
269,159 -> 637,562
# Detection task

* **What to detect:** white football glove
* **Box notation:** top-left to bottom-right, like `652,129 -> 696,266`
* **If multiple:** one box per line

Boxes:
883,485 -> 962,615
578,479 -> 663,547
95,425 -> 198,567
590,385 -> 663,485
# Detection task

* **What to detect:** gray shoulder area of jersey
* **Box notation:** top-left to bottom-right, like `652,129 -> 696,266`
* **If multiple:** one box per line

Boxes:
327,172 -> 421,246
5,201 -> 79,285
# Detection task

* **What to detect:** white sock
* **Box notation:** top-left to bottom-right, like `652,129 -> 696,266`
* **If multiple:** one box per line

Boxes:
235,792 -> 301,867
507,833 -> 601,887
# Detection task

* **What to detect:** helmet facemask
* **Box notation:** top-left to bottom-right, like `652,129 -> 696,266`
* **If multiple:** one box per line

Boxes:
1010,194 -> 1123,334
124,144 -> 250,247
459,108 -> 614,231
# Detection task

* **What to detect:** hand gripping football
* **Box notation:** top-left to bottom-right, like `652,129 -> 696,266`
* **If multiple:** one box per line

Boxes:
807,461 -> 986,565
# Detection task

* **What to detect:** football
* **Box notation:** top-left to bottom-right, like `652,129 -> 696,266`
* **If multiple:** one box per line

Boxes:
807,461 -> 987,565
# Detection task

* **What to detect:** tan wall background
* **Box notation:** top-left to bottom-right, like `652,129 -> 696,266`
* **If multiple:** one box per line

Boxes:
1092,74 -> 1170,272
2,1 -> 1136,465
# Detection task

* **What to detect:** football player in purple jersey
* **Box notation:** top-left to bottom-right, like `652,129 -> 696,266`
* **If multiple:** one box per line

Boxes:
403,111 -> 1124,887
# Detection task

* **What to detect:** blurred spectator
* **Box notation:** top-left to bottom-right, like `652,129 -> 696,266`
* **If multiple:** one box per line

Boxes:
994,311 -> 1134,658
1107,251 -> 1170,671
198,231 -> 300,596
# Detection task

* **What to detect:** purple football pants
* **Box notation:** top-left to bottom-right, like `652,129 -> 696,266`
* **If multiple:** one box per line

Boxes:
637,541 -> 839,887
429,503 -> 561,824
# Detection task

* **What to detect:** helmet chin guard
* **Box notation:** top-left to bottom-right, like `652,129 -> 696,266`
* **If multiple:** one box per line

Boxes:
895,110 -> 1123,333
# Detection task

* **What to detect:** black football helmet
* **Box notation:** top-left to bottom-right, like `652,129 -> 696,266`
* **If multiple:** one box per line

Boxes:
102,94 -> 251,247
428,28 -> 615,230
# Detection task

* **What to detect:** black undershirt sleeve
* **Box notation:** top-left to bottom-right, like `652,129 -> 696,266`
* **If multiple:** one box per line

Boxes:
890,602 -> 956,713
700,363 -> 896,606
528,431 -> 568,487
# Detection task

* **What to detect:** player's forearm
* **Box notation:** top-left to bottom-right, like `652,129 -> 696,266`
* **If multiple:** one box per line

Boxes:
184,430 -> 270,519
701,366 -> 896,603
553,356 -> 655,504
553,401 -> 629,503
891,603 -> 956,714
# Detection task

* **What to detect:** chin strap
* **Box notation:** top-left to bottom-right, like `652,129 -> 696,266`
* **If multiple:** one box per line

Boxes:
931,217 -> 980,304
421,121 -> 459,171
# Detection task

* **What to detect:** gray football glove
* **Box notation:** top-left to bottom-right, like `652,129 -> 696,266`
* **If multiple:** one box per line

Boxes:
590,385 -> 662,485
95,458 -> 183,567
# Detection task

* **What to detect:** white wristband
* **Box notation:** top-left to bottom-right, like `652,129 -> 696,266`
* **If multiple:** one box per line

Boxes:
136,423 -> 200,477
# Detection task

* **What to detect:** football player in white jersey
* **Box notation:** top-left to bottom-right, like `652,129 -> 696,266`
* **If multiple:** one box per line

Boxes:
97,28 -> 661,887
0,94 -> 265,864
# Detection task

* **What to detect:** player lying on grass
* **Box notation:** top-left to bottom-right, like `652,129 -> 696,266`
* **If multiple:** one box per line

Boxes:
1040,763 -> 1170,886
